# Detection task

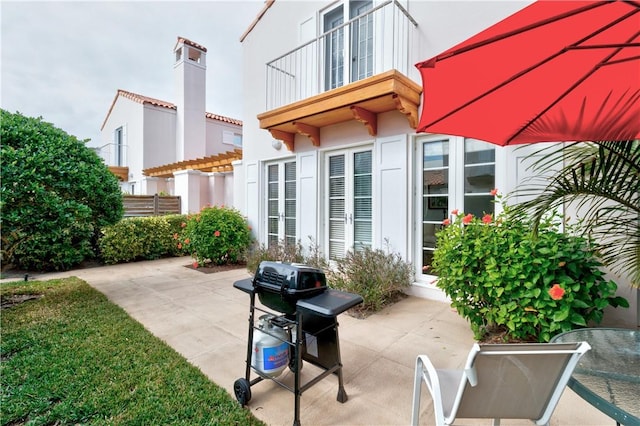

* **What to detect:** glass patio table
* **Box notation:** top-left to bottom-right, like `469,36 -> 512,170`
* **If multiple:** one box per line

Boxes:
551,328 -> 639,426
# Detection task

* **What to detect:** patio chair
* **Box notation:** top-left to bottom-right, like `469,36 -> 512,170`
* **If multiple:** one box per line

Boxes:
411,341 -> 591,426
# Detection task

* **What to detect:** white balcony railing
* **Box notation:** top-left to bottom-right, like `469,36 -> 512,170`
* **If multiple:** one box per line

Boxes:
265,0 -> 418,110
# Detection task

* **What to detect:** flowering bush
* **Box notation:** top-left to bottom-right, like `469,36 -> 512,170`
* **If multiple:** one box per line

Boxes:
183,206 -> 252,266
432,194 -> 628,342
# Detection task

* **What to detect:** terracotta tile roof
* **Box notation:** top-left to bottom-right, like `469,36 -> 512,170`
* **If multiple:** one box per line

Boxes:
118,89 -> 176,109
205,112 -> 242,126
175,36 -> 207,53
101,89 -> 242,130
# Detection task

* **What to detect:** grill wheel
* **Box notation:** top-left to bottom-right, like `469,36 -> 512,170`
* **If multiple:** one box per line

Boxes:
233,378 -> 252,406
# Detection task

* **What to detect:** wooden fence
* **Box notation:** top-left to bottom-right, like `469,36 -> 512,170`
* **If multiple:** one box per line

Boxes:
122,195 -> 181,217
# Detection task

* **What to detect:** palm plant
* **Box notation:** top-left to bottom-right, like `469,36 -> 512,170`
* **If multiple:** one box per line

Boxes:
513,140 -> 639,288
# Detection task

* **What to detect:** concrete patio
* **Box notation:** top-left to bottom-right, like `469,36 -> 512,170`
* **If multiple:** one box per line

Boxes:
14,257 -> 613,425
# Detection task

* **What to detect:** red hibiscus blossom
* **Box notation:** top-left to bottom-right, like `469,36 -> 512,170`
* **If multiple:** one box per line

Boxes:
451,209 -> 459,215
177,243 -> 182,249
490,188 -> 498,196
173,233 -> 179,240
548,284 -> 565,300
482,214 -> 492,224
180,222 -> 186,228
193,261 -> 199,269
462,213 -> 473,224
184,238 -> 190,244
214,230 -> 221,237
442,218 -> 451,226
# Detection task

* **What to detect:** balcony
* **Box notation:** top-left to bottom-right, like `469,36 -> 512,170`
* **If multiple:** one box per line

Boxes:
258,0 -> 421,151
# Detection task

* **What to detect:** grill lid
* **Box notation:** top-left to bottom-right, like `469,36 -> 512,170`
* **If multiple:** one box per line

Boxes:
253,261 -> 327,298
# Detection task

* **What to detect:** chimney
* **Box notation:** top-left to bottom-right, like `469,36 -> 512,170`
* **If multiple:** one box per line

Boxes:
174,37 -> 207,161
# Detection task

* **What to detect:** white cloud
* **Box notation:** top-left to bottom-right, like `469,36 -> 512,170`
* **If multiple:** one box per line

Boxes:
1,0 -> 262,145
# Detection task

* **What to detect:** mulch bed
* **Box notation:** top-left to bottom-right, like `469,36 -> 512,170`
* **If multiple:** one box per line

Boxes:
184,263 -> 247,274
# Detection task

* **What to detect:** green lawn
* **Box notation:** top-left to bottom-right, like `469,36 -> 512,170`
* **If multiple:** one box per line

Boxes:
0,277 -> 265,425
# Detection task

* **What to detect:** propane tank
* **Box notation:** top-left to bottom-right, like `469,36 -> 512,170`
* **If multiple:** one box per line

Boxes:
252,314 -> 289,377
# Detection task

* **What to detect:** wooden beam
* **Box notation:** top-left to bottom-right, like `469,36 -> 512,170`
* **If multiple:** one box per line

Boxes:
350,106 -> 377,136
269,129 -> 295,151
393,94 -> 419,129
293,122 -> 320,146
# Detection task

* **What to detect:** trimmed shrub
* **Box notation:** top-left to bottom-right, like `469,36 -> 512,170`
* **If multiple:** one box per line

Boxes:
183,206 -> 252,266
99,216 -> 180,264
432,200 -> 629,342
1,110 -> 123,271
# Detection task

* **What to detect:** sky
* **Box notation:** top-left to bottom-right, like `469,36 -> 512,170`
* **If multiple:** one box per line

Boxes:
1,0 -> 263,148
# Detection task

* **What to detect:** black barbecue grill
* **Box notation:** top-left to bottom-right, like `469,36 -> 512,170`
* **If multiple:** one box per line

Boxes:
253,261 -> 327,314
233,261 -> 363,426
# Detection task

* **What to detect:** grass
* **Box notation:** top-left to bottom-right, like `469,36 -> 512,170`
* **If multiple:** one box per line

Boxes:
0,277 -> 265,426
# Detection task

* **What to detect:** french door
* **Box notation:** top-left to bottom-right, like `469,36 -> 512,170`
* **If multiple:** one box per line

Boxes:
323,0 -> 373,91
266,161 -> 297,247
326,148 -> 373,259
418,137 -> 496,275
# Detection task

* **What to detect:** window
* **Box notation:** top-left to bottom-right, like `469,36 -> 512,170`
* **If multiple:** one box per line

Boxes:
115,126 -> 124,166
418,137 -> 495,275
266,161 -> 297,247
322,0 -> 373,91
327,148 -> 372,259
223,130 -> 243,147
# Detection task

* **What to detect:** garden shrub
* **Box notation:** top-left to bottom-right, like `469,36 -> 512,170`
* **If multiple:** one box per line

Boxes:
99,216 -> 180,264
1,110 -> 123,271
245,240 -> 306,274
432,199 -> 629,342
183,206 -> 252,266
164,214 -> 190,257
245,238 -> 331,274
328,245 -> 414,314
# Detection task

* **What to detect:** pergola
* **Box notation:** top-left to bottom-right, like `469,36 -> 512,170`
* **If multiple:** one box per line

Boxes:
142,148 -> 242,178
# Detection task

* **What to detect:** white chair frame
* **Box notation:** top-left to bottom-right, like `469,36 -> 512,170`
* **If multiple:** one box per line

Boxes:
411,341 -> 591,426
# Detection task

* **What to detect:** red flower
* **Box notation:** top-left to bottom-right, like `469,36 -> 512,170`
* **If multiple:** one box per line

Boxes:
173,233 -> 179,240
193,261 -> 199,269
462,213 -> 473,224
214,230 -> 221,237
451,209 -> 459,215
180,222 -> 186,228
482,214 -> 492,224
549,284 -> 565,301
490,188 -> 498,196
184,238 -> 190,244
442,218 -> 451,226
177,243 -> 183,249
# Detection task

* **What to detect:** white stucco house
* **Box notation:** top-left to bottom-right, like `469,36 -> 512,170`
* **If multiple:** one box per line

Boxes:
234,0 -> 636,326
100,37 -> 243,213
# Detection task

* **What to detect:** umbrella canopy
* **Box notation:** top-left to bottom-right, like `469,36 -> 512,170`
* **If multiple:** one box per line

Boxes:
415,0 -> 640,146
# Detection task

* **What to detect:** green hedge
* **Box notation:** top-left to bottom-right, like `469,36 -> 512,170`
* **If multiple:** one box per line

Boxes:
99,215 -> 188,264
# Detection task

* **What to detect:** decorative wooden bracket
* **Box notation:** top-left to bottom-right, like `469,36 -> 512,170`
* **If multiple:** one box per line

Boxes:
269,129 -> 295,151
293,122 -> 320,147
393,94 -> 419,129
350,106 -> 377,136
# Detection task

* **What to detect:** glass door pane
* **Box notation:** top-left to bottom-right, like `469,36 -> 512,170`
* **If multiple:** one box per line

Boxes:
421,140 -> 449,273
324,6 -> 344,91
284,162 -> 297,246
328,154 -> 346,259
464,139 -> 495,217
353,150 -> 372,252
267,164 -> 279,247
350,0 -> 373,83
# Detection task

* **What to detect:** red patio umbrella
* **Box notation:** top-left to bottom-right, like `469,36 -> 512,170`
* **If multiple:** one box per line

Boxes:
415,0 -> 640,146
